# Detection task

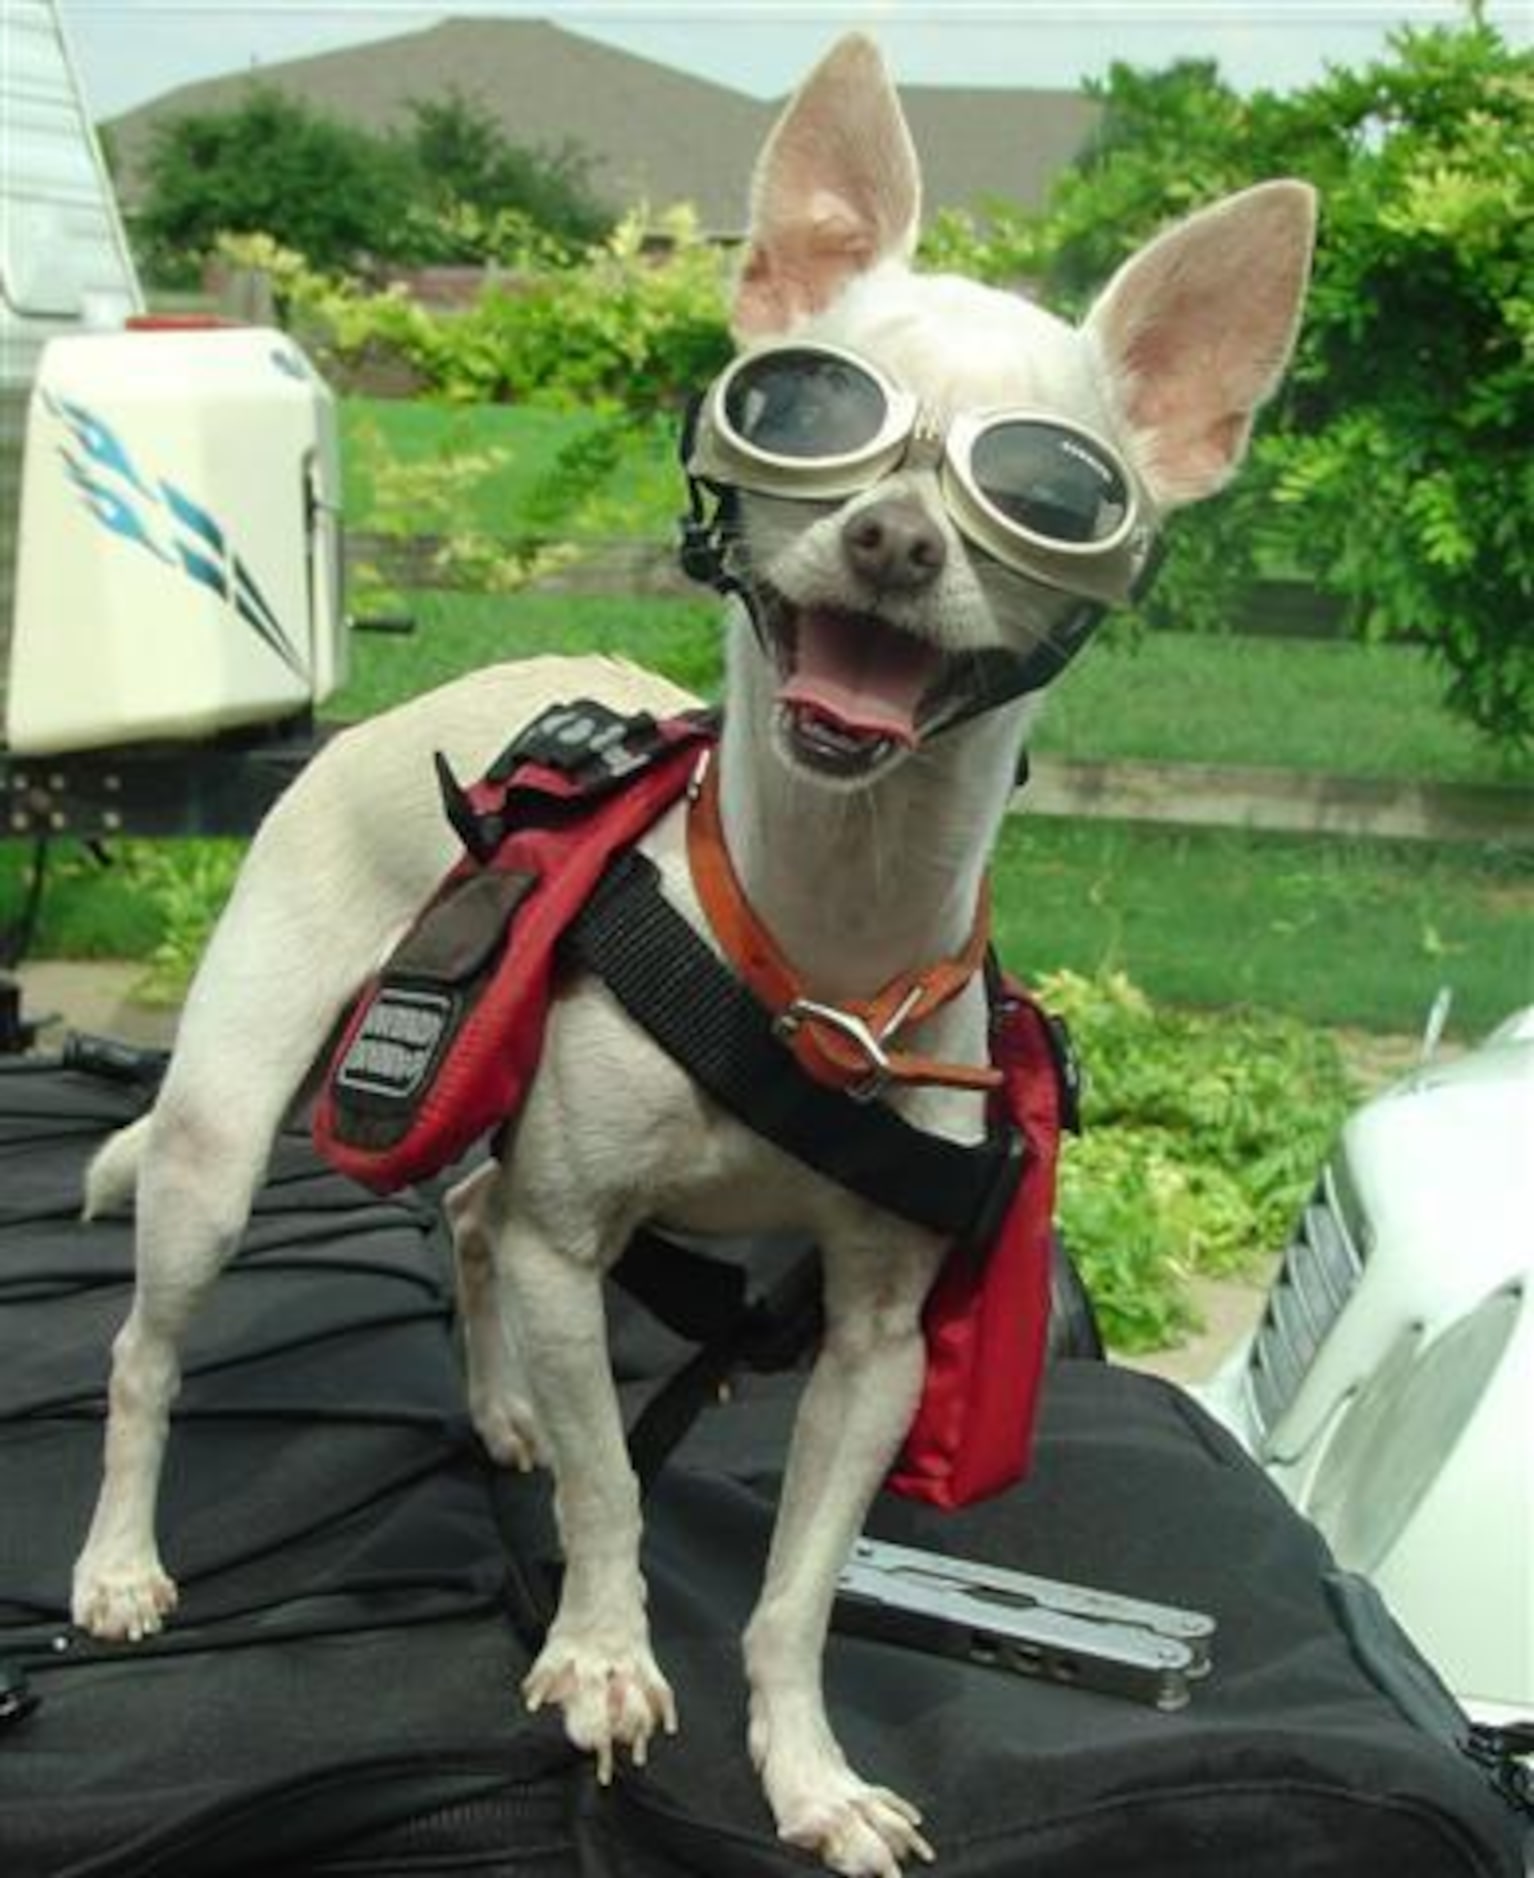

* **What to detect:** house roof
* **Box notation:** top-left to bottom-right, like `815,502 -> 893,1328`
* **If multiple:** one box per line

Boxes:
901,86 -> 1101,224
104,18 -> 1098,235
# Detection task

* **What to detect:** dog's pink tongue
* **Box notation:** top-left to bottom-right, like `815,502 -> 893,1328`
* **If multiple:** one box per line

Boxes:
780,610 -> 938,747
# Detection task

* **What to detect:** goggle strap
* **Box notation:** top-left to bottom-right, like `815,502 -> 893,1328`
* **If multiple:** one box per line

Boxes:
677,395 -> 738,589
933,528 -> 1163,739
1130,532 -> 1168,606
677,396 -> 708,516
925,612 -> 1101,745
674,443 -> 776,657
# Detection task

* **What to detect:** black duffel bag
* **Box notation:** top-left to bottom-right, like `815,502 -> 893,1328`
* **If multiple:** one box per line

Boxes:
0,1055 -> 1524,1877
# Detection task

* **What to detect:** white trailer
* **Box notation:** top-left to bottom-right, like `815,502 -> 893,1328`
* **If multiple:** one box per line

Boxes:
1,1 -> 352,1057
1,0 -> 142,709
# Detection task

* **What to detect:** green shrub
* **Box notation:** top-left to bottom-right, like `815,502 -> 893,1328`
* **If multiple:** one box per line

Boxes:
344,411 -> 569,604
1040,969 -> 1354,1349
118,841 -> 247,1007
226,209 -> 732,414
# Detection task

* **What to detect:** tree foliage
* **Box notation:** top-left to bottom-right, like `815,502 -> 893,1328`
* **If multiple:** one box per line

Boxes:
402,90 -> 611,253
1008,23 -> 1533,749
133,89 -> 418,279
133,85 -> 611,280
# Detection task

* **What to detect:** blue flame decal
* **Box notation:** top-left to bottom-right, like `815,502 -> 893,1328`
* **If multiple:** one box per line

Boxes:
61,453 -> 173,562
54,395 -> 157,501
162,479 -> 226,555
175,542 -> 229,600
46,394 -> 309,683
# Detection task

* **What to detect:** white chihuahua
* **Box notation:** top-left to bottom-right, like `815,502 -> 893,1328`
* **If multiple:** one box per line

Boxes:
72,36 -> 1314,1877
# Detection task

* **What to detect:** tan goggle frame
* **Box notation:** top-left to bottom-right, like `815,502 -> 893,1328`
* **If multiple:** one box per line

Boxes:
688,340 -> 1155,607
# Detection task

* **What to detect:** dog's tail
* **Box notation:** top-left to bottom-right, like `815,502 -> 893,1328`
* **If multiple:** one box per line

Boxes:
83,1113 -> 154,1221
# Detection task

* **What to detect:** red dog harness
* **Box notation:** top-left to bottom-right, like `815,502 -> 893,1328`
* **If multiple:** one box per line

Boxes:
313,702 -> 1072,1510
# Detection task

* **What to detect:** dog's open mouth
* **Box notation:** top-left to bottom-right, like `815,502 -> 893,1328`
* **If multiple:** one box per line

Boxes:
765,597 -> 944,780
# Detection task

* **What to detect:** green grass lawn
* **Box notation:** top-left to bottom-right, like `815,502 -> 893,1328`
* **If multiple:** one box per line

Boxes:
991,818 -> 1530,1038
1031,627 -> 1532,787
343,398 -> 604,527
331,592 -> 722,721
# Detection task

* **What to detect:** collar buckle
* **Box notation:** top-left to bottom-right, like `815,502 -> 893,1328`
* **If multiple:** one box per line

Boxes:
689,755 -> 996,1101
775,998 -> 894,1103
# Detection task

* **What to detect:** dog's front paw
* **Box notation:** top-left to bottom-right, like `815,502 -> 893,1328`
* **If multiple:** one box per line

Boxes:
753,1709 -> 933,1877
523,1629 -> 678,1782
72,1551 -> 178,1642
775,1773 -> 933,1877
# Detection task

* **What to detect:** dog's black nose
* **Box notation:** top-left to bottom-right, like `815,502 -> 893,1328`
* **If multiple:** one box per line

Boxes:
842,497 -> 947,593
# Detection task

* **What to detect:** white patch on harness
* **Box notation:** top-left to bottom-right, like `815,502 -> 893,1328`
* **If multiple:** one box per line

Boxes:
336,986 -> 455,1102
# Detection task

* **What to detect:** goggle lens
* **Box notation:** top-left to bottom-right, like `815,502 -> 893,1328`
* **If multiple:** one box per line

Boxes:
968,422 -> 1130,546
722,350 -> 889,460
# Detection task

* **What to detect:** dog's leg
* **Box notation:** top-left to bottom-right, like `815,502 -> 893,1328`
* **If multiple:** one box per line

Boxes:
71,1069 -> 283,1639
73,875 -> 392,1638
445,1162 -> 544,1471
745,1225 -> 945,1876
487,1186 -> 676,1781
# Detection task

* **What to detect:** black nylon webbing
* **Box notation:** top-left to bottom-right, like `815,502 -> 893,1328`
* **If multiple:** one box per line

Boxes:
565,851 -> 1022,1248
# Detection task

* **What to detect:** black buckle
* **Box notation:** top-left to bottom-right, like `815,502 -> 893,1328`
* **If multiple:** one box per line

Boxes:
439,707 -> 668,866
490,701 -> 661,784
678,511 -> 727,588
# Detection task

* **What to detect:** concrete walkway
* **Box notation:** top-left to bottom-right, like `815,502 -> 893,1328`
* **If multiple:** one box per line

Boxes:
13,959 -> 178,1050
1019,754 -> 1533,847
1130,1267 -> 1274,1388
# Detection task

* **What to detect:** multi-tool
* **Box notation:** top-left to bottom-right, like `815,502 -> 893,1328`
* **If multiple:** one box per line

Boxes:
835,1537 -> 1217,1712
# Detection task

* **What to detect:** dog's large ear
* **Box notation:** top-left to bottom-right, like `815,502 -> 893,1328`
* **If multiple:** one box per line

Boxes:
1085,181 -> 1317,509
734,34 -> 921,340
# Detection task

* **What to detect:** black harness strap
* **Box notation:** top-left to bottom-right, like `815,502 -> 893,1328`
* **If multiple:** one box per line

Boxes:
612,1229 -> 826,1492
564,849 -> 1024,1255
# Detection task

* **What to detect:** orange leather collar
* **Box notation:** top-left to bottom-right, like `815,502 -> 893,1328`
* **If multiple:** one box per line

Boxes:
684,751 -> 1002,1101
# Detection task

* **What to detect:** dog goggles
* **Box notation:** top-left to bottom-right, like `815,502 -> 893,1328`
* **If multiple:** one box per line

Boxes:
686,341 -> 1153,606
